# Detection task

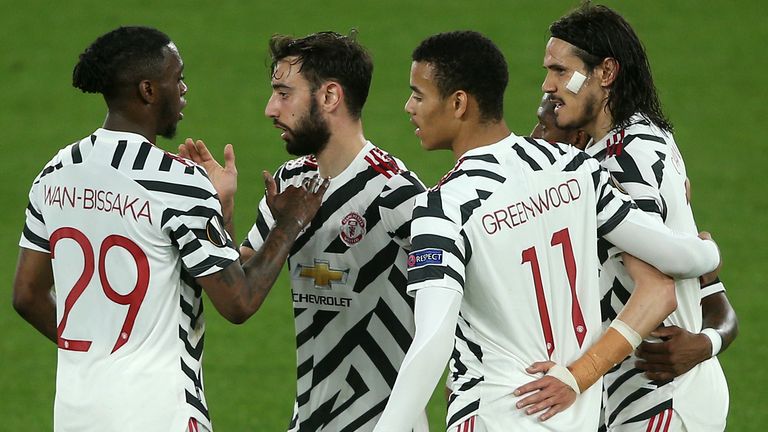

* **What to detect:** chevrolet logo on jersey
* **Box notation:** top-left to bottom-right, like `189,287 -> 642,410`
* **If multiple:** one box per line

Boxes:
294,259 -> 349,289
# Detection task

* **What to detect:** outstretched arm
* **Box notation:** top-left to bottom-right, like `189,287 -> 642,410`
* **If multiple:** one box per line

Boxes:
603,209 -> 719,279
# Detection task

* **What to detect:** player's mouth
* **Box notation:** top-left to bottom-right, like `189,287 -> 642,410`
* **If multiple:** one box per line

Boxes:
273,121 -> 292,140
551,97 -> 565,113
179,99 -> 187,119
410,118 -> 421,137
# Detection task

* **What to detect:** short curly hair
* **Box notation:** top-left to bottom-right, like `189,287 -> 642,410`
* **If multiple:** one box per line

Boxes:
268,31 -> 373,120
412,31 -> 508,122
72,26 -> 172,98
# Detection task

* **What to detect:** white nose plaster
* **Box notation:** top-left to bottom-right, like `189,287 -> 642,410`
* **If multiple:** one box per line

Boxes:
566,71 -> 587,94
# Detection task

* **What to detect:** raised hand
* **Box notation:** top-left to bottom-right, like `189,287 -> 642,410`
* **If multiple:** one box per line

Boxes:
179,138 -> 237,203
264,171 -> 329,231
513,361 -> 578,421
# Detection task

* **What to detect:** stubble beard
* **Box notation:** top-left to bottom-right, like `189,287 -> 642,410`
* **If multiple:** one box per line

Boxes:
158,96 -> 179,139
285,98 -> 331,157
557,92 -> 600,132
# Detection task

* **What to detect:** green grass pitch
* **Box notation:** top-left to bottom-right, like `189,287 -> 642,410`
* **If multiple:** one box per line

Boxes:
1,0 -> 765,430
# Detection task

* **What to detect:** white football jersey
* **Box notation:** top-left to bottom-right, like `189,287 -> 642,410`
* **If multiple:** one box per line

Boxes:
20,129 -> 239,432
407,134 -> 635,431
588,116 -> 728,431
244,142 -> 425,432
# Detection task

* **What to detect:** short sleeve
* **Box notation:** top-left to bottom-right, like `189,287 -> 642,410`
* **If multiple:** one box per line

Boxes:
378,170 -> 426,249
19,176 -> 50,252
407,187 -> 467,296
161,179 -> 239,278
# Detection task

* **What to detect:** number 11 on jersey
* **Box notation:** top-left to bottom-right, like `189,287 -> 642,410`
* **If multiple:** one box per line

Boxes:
521,227 -> 586,358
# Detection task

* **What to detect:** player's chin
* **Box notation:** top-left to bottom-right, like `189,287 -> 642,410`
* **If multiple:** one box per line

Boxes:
159,124 -> 179,140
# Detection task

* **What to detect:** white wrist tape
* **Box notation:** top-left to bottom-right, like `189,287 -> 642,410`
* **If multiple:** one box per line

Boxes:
609,319 -> 642,349
701,281 -> 726,298
566,71 -> 587,94
701,328 -> 723,357
545,364 -> 580,395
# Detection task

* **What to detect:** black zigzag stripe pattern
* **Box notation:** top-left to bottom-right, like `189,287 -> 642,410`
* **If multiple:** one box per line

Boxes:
296,299 -> 412,431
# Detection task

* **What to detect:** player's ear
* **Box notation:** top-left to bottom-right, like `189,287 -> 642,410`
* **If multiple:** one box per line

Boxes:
320,81 -> 342,113
599,57 -> 620,88
451,90 -> 468,119
138,79 -> 156,104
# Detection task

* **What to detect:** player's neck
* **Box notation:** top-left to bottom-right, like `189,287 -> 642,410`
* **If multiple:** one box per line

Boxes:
585,105 -> 614,143
103,111 -> 156,144
451,120 -> 510,160
315,124 -> 367,179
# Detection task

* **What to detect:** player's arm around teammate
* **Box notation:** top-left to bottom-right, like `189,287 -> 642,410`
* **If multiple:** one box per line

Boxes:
514,254 -> 677,420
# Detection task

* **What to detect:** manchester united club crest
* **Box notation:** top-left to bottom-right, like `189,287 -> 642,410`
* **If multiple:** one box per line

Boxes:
340,212 -> 366,246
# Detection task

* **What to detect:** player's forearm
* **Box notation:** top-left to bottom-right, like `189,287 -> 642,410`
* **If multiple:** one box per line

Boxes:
219,196 -> 236,240
701,291 -> 738,355
13,249 -> 57,343
566,257 -> 677,392
604,210 -> 719,279
13,289 -> 57,343
239,220 -> 302,313
616,254 -> 677,340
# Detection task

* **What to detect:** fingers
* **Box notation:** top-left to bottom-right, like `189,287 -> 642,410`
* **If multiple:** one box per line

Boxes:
642,370 -> 675,381
525,361 -> 555,374
539,403 -> 567,421
192,139 -> 213,162
315,176 -> 330,196
263,170 -> 277,201
634,349 -> 673,364
515,381 -> 551,410
223,143 -> 237,174
697,231 -> 712,241
648,325 -> 681,339
635,359 -> 676,380
178,144 -> 189,159
514,379 -> 546,398
301,175 -> 330,195
514,378 -> 575,421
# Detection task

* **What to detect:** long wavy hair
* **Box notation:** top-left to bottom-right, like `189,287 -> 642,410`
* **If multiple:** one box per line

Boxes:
550,2 -> 672,132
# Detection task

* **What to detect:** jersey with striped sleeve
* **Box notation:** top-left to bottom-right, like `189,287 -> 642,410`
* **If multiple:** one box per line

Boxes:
407,133 -> 635,432
586,116 -> 729,431
243,141 -> 426,432
20,128 -> 239,432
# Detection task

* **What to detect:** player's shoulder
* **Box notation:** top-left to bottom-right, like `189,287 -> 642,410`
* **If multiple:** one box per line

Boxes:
362,142 -> 409,180
619,117 -> 674,155
423,145 -> 506,214
502,133 -> 596,174
31,135 -> 93,185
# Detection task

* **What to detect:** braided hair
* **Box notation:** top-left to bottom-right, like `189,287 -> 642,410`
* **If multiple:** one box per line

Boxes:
72,26 -> 171,98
